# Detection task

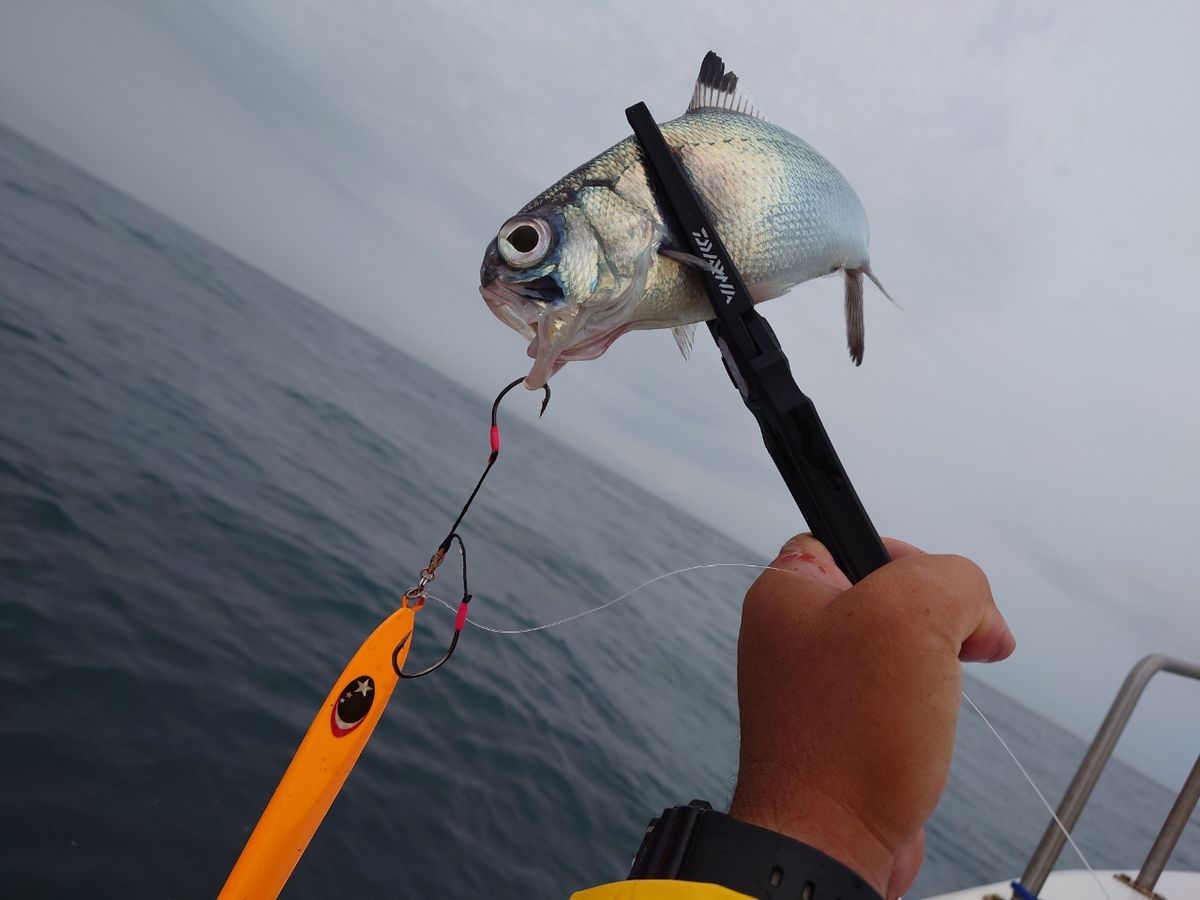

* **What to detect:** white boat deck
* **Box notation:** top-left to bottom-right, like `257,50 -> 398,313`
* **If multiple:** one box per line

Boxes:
924,868 -> 1200,900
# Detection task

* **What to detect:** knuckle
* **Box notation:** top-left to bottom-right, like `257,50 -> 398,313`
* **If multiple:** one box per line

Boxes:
937,554 -> 992,598
887,552 -> 989,597
856,553 -> 993,638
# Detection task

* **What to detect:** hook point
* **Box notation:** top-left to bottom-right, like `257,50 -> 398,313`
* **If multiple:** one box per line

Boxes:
491,376 -> 551,427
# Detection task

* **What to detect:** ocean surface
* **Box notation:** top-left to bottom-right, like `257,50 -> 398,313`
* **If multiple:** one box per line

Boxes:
1,121 -> 1196,899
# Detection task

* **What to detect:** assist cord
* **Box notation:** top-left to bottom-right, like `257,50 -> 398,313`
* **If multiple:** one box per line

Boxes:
395,376 -> 549,679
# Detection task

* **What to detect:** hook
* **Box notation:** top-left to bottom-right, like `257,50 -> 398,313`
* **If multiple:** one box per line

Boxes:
492,376 -> 551,424
434,375 -> 552,557
396,532 -> 470,679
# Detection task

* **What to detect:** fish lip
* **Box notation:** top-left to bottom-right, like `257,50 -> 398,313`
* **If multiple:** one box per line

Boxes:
480,283 -> 539,339
483,246 -> 651,387
556,323 -> 630,362
482,286 -> 633,389
523,313 -> 580,389
521,317 -> 632,388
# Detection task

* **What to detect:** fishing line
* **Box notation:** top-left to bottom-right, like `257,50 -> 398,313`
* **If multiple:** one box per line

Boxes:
430,562 -> 781,635
961,692 -> 1112,900
429,562 -> 1110,894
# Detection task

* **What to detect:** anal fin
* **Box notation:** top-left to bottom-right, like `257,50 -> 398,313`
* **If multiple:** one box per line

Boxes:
671,324 -> 697,360
863,264 -> 900,308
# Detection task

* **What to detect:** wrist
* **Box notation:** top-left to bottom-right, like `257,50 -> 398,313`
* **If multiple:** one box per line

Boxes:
729,771 -> 893,896
628,800 -> 883,900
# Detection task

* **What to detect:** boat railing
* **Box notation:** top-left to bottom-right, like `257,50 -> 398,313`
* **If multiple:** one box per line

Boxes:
1014,653 -> 1200,899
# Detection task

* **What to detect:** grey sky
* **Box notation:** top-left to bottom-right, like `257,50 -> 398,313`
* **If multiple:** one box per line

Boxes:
2,0 -> 1198,787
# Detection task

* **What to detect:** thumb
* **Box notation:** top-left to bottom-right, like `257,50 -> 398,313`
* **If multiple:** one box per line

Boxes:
767,533 -> 853,591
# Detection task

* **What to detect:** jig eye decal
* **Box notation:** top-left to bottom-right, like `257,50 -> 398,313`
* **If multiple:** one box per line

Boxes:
330,675 -> 376,737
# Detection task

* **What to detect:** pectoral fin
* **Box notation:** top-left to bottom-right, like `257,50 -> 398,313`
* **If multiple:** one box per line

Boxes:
660,247 -> 712,271
845,268 -> 865,366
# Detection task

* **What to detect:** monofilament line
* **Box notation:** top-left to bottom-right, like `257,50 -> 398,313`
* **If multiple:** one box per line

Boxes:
429,563 -> 785,634
960,690 -> 1112,900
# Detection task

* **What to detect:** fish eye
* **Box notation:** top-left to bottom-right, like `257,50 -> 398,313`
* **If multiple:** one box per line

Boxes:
497,216 -> 552,268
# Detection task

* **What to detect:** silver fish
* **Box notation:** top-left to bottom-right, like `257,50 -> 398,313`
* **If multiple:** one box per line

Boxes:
480,51 -> 893,388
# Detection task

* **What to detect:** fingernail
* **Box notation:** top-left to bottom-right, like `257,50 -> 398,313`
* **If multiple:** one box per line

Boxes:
988,630 -> 1017,662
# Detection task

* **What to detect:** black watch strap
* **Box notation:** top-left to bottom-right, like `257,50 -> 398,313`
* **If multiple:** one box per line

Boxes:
628,801 -> 883,900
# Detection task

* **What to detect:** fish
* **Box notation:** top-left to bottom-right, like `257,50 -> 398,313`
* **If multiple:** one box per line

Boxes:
480,51 -> 894,389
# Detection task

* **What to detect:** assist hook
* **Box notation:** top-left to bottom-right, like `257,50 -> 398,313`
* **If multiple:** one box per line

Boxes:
408,376 -> 551,597
396,376 -> 549,678
450,375 -> 549,540
493,376 -> 551,424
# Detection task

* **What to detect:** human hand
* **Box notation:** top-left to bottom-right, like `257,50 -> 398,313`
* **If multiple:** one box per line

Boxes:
728,535 -> 1016,899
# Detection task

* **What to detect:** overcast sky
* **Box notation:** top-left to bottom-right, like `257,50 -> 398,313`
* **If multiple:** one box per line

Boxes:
2,0 -> 1198,787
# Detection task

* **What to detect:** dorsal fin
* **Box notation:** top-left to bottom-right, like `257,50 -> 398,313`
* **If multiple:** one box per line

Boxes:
686,51 -> 766,120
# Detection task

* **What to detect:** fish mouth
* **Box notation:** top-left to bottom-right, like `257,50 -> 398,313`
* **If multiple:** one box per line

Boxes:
481,281 -> 539,340
480,282 -> 629,389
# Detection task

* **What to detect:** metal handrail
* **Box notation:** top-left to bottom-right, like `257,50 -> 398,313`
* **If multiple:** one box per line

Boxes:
1015,654 -> 1200,898
1123,752 -> 1200,894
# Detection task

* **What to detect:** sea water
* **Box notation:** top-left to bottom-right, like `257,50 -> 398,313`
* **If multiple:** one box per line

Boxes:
1,123 -> 1196,898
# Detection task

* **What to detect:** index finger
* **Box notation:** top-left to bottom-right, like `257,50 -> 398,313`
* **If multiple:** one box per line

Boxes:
882,537 -> 924,561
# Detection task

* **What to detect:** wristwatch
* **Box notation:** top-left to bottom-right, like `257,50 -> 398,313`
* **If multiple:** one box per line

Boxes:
628,800 -> 884,900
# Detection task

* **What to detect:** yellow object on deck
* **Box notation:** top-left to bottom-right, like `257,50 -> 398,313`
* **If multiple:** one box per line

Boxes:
572,880 -> 752,899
